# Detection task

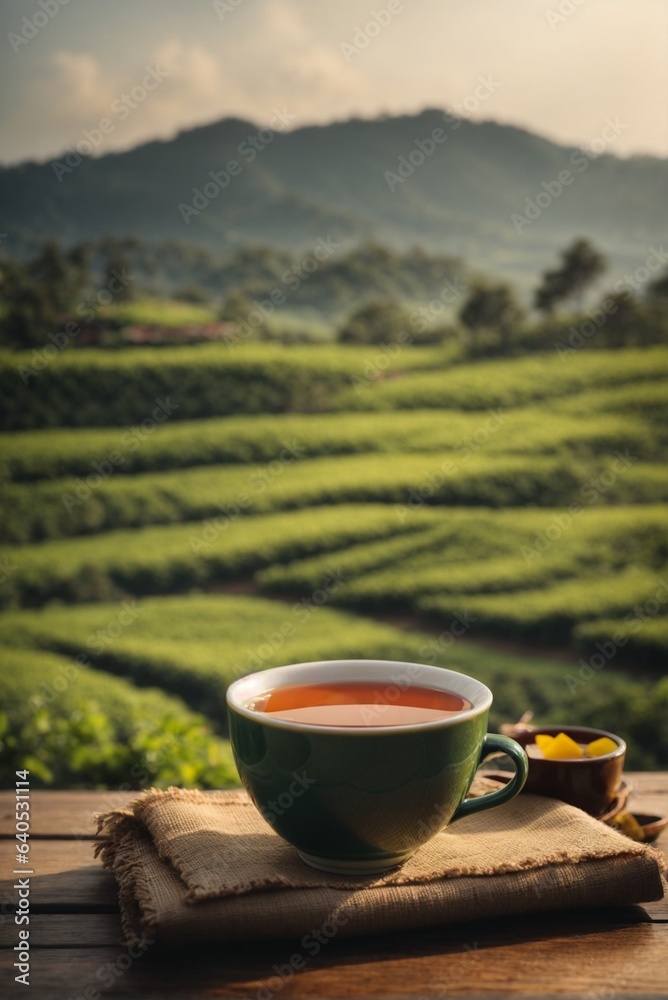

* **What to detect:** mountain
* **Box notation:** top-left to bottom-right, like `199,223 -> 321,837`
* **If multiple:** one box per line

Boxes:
1,110 -> 666,283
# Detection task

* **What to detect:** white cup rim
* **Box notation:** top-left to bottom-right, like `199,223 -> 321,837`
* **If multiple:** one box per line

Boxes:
226,659 -> 492,735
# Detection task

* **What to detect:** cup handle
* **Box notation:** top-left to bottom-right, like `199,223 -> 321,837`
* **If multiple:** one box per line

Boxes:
451,734 -> 528,822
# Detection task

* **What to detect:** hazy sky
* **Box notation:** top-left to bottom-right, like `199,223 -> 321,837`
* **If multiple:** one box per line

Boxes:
1,0 -> 665,165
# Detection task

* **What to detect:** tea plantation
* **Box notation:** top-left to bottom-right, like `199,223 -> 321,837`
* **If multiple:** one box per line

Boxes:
1,342 -> 666,785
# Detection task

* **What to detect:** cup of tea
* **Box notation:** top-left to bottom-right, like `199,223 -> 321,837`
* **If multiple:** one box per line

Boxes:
227,659 -> 528,874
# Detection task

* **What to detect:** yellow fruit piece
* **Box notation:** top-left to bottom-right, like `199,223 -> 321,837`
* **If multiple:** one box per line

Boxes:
542,732 -> 584,760
534,734 -> 555,752
586,736 -> 618,758
612,811 -> 645,842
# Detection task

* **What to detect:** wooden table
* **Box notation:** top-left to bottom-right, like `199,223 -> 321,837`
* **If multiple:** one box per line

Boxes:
1,776 -> 666,999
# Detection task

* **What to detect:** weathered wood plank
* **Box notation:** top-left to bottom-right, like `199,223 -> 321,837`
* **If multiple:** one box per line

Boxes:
0,914 -> 123,948
0,924 -> 666,999
0,790 -> 135,839
627,773 -> 668,795
0,904 -> 658,951
0,840 -> 118,911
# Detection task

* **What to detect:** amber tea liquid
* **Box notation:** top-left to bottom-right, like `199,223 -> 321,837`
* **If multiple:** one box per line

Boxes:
248,681 -> 472,727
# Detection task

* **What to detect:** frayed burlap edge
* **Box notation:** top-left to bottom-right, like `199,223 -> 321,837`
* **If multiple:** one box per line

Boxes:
95,815 -> 159,946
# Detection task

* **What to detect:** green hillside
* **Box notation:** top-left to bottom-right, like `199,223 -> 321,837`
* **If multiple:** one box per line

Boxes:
2,111 -> 667,281
1,341 -> 666,785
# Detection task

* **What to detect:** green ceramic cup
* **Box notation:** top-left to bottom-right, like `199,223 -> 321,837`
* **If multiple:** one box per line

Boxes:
227,659 -> 528,874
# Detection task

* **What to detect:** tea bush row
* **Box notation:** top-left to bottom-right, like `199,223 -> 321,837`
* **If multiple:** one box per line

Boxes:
259,504 -> 668,598
6,450 -> 666,544
336,347 -> 668,411
0,451 -> 583,543
0,342 -> 447,430
553,379 -> 668,424
335,510 -> 668,610
0,504 -> 425,608
257,510 -> 548,595
0,408 -> 654,483
419,565 -> 668,647
3,345 -> 667,429
575,617 -> 668,668
257,505 -> 668,666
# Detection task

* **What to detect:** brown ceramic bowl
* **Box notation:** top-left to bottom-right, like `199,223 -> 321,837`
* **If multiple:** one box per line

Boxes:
512,725 -> 626,816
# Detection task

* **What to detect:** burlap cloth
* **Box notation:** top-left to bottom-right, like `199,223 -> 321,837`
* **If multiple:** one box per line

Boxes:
95,782 -> 666,946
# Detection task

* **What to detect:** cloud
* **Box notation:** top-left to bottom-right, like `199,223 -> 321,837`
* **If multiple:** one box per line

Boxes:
50,51 -> 113,122
21,3 -> 374,162
242,0 -> 372,118
40,43 -> 236,154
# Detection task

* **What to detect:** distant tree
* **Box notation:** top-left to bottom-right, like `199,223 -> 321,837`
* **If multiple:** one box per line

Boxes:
603,291 -> 668,349
218,289 -> 254,323
0,240 -> 90,348
175,285 -> 211,305
534,238 -> 607,314
646,269 -> 668,302
338,298 -> 410,344
533,269 -> 569,316
598,292 -> 641,348
100,236 -> 135,302
0,257 -> 44,348
459,283 -> 525,352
